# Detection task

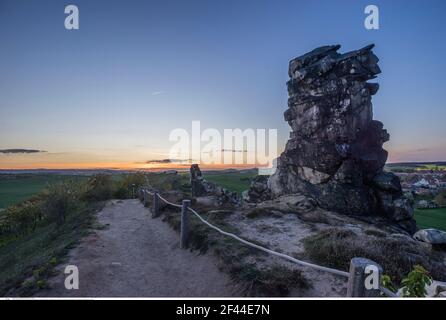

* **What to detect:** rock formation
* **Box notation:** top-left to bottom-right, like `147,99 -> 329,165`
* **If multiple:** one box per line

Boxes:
248,44 -> 416,234
190,164 -> 240,205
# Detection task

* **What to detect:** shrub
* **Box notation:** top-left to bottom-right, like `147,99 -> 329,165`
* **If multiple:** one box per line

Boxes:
114,173 -> 148,198
83,174 -> 114,201
2,201 -> 42,235
303,227 -> 446,282
147,173 -> 186,192
401,265 -> 433,297
381,274 -> 398,293
434,190 -> 446,206
42,182 -> 80,225
231,264 -> 308,297
113,185 -> 129,199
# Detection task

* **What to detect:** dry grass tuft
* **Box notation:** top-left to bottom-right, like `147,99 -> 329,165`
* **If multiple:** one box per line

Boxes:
303,227 -> 446,282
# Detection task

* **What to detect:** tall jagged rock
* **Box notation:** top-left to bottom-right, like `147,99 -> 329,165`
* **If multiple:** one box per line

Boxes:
256,44 -> 415,233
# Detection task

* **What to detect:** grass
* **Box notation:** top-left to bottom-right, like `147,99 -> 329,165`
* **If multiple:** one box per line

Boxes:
203,172 -> 256,195
385,162 -> 446,172
0,174 -> 87,209
415,207 -> 446,231
141,170 -> 255,196
0,171 -> 254,211
303,227 -> 446,283
0,201 -> 102,296
416,164 -> 446,171
0,172 -> 160,296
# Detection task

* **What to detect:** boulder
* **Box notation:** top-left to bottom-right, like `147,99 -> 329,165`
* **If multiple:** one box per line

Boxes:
413,229 -> 446,245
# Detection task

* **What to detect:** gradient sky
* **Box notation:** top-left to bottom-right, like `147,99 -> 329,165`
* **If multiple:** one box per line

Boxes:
0,0 -> 445,169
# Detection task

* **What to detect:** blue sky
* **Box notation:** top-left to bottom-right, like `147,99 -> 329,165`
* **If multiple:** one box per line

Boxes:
0,0 -> 445,168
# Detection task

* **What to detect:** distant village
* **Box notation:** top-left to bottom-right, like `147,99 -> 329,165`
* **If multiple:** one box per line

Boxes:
392,165 -> 446,209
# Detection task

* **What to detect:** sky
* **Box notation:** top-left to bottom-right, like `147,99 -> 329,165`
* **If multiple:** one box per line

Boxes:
0,0 -> 445,169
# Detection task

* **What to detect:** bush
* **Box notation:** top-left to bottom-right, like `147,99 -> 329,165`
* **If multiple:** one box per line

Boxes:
2,201 -> 43,235
114,173 -> 148,199
233,264 -> 309,297
0,181 -> 85,236
434,190 -> 446,206
113,185 -> 129,199
83,174 -> 114,201
146,173 -> 187,192
42,182 -> 81,225
401,265 -> 433,297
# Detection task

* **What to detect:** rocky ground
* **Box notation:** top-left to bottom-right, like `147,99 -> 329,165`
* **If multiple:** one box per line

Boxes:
190,193 -> 446,296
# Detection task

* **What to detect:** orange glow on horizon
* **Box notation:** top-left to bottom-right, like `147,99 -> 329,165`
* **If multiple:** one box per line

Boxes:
0,161 -> 262,171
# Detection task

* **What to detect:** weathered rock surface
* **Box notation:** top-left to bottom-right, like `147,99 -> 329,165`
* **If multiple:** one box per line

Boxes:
190,164 -> 240,205
248,44 -> 417,233
242,175 -> 271,203
413,229 -> 446,245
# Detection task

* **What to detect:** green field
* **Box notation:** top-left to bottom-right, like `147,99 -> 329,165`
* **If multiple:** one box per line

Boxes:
416,164 -> 446,171
414,207 -> 446,232
386,162 -> 446,173
0,175 -> 87,209
203,171 -> 256,195
2,172 -> 446,232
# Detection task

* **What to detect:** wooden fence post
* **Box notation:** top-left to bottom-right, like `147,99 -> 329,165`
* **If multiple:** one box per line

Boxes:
347,257 -> 383,297
152,192 -> 160,218
143,190 -> 147,207
180,200 -> 190,249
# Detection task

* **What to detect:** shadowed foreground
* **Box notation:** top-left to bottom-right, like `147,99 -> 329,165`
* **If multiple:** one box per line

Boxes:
37,200 -> 237,297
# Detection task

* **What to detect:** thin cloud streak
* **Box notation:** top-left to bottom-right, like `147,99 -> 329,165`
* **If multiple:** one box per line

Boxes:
0,149 -> 47,154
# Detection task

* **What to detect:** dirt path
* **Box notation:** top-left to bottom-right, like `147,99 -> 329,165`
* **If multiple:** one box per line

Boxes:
37,200 -> 238,297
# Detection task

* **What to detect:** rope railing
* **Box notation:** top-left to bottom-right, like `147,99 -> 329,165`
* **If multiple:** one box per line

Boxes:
157,194 -> 183,209
188,207 -> 349,278
138,187 -> 400,297
379,286 -> 398,298
140,188 -> 348,277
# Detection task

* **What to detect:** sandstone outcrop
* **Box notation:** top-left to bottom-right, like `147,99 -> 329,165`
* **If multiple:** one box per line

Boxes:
190,164 -> 240,205
248,44 -> 416,233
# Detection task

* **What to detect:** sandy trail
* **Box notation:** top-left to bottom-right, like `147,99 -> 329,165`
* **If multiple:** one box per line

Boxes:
37,200 -> 237,297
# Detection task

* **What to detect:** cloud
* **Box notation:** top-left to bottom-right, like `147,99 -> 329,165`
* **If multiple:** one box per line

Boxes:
221,149 -> 246,153
151,91 -> 165,96
0,149 -> 47,154
144,158 -> 194,164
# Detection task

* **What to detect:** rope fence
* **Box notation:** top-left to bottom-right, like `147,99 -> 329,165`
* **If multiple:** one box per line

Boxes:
138,188 -> 400,298
188,207 -> 349,278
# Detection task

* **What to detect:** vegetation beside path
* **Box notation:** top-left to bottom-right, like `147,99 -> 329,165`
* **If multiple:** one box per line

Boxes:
0,173 -> 147,296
